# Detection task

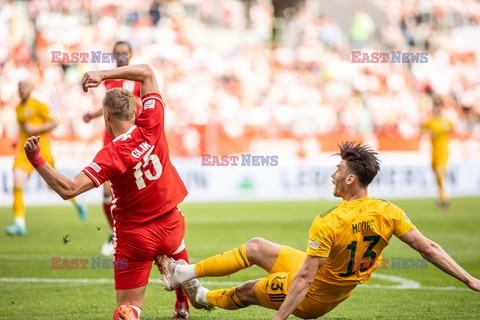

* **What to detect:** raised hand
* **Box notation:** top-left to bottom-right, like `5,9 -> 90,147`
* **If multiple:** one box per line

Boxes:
24,136 -> 40,153
82,71 -> 103,92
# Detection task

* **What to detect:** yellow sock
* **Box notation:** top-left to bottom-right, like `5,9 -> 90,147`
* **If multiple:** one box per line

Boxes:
13,187 -> 25,219
435,172 -> 446,201
206,287 -> 245,310
195,244 -> 250,278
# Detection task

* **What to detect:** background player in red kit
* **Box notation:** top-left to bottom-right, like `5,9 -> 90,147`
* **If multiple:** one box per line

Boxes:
83,41 -> 141,256
24,64 -> 193,319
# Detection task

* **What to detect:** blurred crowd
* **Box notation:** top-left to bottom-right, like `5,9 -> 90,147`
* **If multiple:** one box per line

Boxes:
0,0 -> 479,157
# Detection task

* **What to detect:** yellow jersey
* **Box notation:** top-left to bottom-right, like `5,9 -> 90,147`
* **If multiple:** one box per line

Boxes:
14,98 -> 55,171
423,116 -> 454,152
305,196 -> 415,301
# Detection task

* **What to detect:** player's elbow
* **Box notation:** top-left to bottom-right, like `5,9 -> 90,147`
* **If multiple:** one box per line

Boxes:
419,241 -> 439,260
59,190 -> 74,200
138,64 -> 154,80
58,185 -> 79,200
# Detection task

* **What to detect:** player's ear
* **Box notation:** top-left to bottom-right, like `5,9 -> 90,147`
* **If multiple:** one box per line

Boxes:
346,173 -> 356,185
104,109 -> 111,121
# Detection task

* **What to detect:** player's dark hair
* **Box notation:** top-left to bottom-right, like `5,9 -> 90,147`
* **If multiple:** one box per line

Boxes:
336,141 -> 380,187
113,41 -> 132,53
103,88 -> 136,121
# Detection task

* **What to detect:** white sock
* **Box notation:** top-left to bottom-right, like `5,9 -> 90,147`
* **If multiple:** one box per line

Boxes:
175,264 -> 196,282
131,305 -> 142,317
14,217 -> 25,228
196,286 -> 209,305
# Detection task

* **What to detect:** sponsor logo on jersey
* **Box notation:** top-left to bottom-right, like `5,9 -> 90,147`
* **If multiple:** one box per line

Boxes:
88,162 -> 101,173
402,212 -> 411,223
144,99 -> 155,110
309,240 -> 319,249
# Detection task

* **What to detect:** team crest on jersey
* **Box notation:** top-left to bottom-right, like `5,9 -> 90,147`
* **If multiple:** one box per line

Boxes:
402,211 -> 411,223
25,108 -> 32,117
88,162 -> 101,173
144,99 -> 155,110
309,240 -> 319,249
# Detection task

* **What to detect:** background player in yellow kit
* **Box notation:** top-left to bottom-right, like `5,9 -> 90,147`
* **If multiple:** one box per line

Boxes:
159,141 -> 480,319
5,80 -> 87,236
422,96 -> 454,208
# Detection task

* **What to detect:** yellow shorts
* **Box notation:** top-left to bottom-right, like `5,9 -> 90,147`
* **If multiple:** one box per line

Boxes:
254,246 -> 350,319
13,151 -> 54,174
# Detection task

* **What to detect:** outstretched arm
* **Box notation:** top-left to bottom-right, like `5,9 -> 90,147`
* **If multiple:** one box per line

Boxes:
82,108 -> 103,123
23,118 -> 59,136
24,136 -> 94,200
273,255 -> 326,320
399,228 -> 480,291
82,64 -> 158,97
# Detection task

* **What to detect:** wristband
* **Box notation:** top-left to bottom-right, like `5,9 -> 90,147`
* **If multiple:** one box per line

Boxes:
26,144 -> 46,168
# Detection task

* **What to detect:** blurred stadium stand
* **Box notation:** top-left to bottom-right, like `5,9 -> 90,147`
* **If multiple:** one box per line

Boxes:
0,0 -> 479,160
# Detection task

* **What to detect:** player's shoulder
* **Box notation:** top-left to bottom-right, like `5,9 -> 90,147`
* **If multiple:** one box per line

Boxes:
369,198 -> 403,215
312,205 -> 339,228
318,205 -> 339,219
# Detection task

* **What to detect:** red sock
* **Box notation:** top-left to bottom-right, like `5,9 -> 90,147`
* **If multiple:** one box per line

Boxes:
103,202 -> 113,228
170,248 -> 189,306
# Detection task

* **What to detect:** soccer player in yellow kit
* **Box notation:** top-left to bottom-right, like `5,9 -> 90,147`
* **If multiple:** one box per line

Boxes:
159,141 -> 480,319
5,80 -> 87,236
422,98 -> 454,208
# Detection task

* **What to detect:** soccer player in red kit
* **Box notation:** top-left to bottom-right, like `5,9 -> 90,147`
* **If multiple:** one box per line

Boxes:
83,41 -> 141,256
24,64 -> 193,319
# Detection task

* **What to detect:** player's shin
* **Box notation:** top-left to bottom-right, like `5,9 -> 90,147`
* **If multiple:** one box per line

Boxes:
195,244 -> 251,278
171,248 -> 191,317
206,287 -> 245,310
13,187 -> 25,220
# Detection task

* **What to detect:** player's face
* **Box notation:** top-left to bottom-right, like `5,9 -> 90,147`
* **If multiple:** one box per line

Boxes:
114,44 -> 131,67
18,80 -> 33,102
332,160 -> 348,198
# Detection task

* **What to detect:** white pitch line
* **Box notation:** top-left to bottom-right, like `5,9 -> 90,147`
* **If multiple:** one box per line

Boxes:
0,275 -> 468,291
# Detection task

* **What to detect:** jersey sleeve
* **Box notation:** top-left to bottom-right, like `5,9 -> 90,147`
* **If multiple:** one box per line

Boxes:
421,119 -> 432,132
82,147 -> 120,187
135,93 -> 165,131
37,101 -> 54,121
306,215 -> 334,258
392,205 -> 416,238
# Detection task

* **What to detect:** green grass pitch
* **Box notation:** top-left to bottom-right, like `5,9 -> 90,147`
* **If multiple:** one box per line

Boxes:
0,197 -> 479,319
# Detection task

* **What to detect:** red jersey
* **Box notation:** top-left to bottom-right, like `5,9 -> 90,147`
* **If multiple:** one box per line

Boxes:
82,93 -> 188,229
104,79 -> 141,101
103,79 -> 142,145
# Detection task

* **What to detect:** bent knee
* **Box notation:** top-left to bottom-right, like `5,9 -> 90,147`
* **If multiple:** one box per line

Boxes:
246,237 -> 267,251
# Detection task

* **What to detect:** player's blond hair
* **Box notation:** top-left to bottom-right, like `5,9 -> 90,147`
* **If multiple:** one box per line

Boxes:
103,88 -> 136,121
